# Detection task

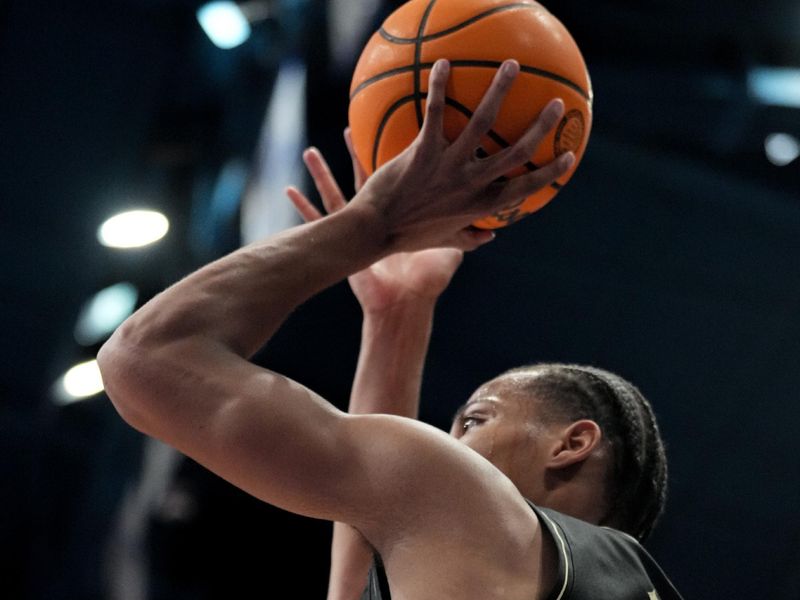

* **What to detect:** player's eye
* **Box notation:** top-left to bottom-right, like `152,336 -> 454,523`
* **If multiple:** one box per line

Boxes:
462,415 -> 485,431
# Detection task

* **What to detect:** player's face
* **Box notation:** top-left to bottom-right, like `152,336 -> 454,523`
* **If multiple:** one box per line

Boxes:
449,374 -> 560,486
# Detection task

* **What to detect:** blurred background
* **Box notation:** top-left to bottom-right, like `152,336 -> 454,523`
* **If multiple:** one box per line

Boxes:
2,0 -> 799,598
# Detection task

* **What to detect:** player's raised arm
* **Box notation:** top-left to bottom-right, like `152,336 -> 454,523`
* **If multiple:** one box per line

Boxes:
97,57 -> 571,547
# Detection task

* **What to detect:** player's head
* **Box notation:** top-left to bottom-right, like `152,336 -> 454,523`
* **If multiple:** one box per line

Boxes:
450,363 -> 668,541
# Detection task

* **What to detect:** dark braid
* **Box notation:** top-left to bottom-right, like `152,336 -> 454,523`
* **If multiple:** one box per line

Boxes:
501,363 -> 668,542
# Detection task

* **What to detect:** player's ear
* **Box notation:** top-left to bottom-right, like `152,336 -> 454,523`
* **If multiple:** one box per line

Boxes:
545,419 -> 603,470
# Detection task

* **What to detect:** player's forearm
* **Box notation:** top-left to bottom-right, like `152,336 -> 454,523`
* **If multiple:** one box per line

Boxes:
98,202 -> 387,421
349,301 -> 435,417
328,522 -> 375,600
115,205 -> 382,352
327,302 -> 435,599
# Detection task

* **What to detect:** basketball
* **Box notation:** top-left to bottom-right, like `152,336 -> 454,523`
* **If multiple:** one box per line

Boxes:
348,0 -> 592,228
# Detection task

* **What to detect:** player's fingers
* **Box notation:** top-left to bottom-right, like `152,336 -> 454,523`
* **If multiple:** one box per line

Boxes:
480,98 -> 565,182
451,60 -> 519,157
302,147 -> 348,213
285,186 -> 323,222
497,151 -> 574,207
344,128 -> 368,192
418,59 -> 450,144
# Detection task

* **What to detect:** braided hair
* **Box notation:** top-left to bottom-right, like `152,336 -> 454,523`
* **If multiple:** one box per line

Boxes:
500,363 -> 668,542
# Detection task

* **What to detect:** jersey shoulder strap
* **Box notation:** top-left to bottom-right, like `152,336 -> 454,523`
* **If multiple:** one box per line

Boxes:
528,501 -> 684,600
361,553 -> 391,600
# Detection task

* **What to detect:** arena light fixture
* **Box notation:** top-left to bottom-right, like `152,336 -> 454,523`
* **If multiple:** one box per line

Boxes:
748,67 -> 800,109
764,133 -> 800,166
197,1 -> 253,49
54,359 -> 105,405
196,1 -> 272,49
74,282 -> 139,346
98,209 -> 169,249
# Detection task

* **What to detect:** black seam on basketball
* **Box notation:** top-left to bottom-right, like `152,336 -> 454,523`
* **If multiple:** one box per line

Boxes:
372,94 -> 418,171
351,64 -> 431,99
380,3 -> 533,45
446,97 -> 563,192
414,0 -> 438,128
458,60 -> 590,100
380,28 -> 415,44
351,61 -> 590,102
443,96 -> 540,171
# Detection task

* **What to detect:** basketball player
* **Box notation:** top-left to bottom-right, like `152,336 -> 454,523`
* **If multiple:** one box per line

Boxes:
98,60 -> 682,599
288,133 -> 681,600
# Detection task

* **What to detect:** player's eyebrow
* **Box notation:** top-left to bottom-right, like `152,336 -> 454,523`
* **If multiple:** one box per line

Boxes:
452,397 -> 500,421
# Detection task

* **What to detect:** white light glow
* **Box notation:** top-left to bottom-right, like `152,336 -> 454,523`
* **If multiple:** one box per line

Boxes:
56,359 -> 105,404
75,282 -> 138,345
748,67 -> 800,108
764,133 -> 800,166
197,2 -> 251,49
98,210 -> 169,249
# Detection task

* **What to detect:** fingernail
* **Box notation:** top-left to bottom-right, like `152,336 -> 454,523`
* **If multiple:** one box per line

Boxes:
560,151 -> 575,169
436,59 -> 450,75
502,60 -> 519,75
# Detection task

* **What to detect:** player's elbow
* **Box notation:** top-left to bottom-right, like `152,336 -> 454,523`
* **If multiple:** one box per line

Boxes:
97,324 -> 162,433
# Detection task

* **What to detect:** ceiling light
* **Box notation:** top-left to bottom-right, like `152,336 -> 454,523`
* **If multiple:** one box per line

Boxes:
764,133 -> 800,166
748,67 -> 800,109
54,359 -> 105,404
74,282 -> 138,346
98,210 -> 169,249
197,1 -> 252,49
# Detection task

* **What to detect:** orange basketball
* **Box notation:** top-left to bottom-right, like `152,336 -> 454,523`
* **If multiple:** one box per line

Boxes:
348,0 -> 592,228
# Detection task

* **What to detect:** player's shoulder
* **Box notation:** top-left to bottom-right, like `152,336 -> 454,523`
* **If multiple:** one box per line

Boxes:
342,412 -> 536,529
345,414 -> 550,599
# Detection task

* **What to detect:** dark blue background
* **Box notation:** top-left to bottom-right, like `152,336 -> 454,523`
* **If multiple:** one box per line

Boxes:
2,0 -> 798,597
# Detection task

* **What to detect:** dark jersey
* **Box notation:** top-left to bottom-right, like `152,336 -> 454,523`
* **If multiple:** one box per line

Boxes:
361,501 -> 683,600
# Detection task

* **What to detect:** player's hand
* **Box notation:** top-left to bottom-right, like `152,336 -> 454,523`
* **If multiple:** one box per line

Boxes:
351,58 -> 574,253
287,140 -> 472,314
